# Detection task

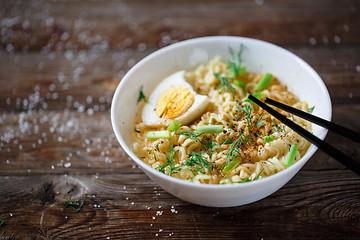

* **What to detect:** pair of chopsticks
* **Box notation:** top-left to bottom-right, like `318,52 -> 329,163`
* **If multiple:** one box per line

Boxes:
248,95 -> 360,175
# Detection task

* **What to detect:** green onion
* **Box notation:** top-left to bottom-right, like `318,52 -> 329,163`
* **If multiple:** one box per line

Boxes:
234,80 -> 245,88
222,158 -> 241,175
254,73 -> 273,92
284,144 -> 298,167
195,125 -> 223,134
264,135 -> 276,144
146,131 -> 170,140
245,92 -> 264,103
167,120 -> 181,132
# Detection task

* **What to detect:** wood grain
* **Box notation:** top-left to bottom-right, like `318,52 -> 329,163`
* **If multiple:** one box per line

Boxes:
0,0 -> 359,239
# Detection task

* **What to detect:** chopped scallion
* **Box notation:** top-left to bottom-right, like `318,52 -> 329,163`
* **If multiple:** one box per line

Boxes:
254,73 -> 273,92
195,125 -> 223,134
167,120 -> 181,132
222,158 -> 241,175
146,130 -> 170,140
284,144 -> 298,167
264,135 -> 276,144
245,92 -> 264,103
234,80 -> 245,88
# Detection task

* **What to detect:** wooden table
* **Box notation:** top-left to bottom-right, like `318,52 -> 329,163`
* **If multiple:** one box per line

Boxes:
1,0 -> 359,239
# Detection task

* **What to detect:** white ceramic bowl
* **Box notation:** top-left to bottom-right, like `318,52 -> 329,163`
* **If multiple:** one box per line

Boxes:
111,36 -> 331,207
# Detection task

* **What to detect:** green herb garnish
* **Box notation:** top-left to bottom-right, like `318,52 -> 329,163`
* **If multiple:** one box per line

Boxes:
134,128 -> 140,133
157,142 -> 179,175
221,137 -> 234,145
234,80 -> 245,88
176,130 -> 202,140
195,125 -> 223,134
308,106 -> 315,114
214,72 -> 236,95
200,137 -> 217,153
237,103 -> 253,135
222,158 -> 241,175
167,120 -> 181,132
155,144 -> 160,152
254,73 -> 273,92
146,130 -> 170,140
227,45 -> 247,79
223,133 -> 252,169
62,199 -> 84,212
272,120 -> 285,134
264,135 -> 276,144
254,113 -> 268,127
137,85 -> 147,103
0,218 -> 4,228
237,168 -> 265,182
245,92 -> 264,103
284,144 -> 298,167
183,151 -> 214,173
225,177 -> 232,182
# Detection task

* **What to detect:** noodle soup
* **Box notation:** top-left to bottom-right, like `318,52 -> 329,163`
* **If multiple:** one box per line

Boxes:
132,48 -> 311,185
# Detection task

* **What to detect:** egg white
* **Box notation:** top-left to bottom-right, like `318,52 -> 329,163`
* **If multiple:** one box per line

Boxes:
142,70 -> 209,127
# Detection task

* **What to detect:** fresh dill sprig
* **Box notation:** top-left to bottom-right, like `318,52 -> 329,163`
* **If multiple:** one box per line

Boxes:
254,113 -> 268,127
237,103 -> 253,135
227,45 -> 247,79
200,137 -> 218,154
157,142 -> 180,175
267,160 -> 276,166
237,178 -> 252,183
308,106 -> 315,114
62,199 -> 84,212
214,72 -> 236,95
137,85 -> 147,103
221,137 -> 234,145
0,217 -> 4,228
155,144 -> 160,152
183,151 -> 214,173
236,168 -> 265,183
176,130 -> 221,158
176,130 -> 202,140
272,119 -> 286,134
255,168 -> 265,179
223,132 -> 252,171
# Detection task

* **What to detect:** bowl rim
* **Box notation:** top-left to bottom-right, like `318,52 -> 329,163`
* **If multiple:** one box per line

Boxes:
111,36 -> 332,190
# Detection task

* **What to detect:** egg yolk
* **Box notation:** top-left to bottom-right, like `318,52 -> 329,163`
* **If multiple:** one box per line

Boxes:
156,86 -> 195,119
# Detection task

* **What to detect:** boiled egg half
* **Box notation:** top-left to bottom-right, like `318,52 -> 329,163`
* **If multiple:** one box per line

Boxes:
142,70 -> 209,127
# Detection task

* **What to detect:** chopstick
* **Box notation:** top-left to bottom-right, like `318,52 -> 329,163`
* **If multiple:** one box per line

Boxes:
264,97 -> 360,143
247,95 -> 360,175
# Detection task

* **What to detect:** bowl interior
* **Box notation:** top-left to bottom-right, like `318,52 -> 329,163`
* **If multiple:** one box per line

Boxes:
112,36 -> 331,158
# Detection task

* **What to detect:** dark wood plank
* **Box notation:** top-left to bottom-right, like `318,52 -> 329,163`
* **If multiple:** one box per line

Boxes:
0,45 -> 359,113
0,171 -> 359,239
1,0 -> 359,51
1,0 -> 360,239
